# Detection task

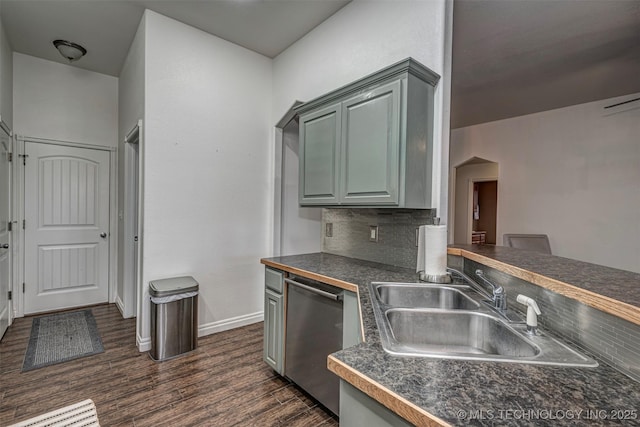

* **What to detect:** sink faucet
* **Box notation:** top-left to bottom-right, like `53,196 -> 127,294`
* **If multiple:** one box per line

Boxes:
475,269 -> 507,312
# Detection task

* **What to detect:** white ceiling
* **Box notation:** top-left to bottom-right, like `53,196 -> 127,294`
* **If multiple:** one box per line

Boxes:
0,0 -> 350,76
1,0 -> 639,129
452,0 -> 640,128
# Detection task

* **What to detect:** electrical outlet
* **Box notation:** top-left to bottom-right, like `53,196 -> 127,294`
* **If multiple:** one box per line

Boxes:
325,223 -> 333,238
369,225 -> 379,242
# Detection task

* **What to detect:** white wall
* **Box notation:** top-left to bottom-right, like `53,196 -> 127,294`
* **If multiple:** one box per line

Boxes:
137,11 -> 272,346
0,19 -> 13,128
13,53 -> 118,146
118,14 -> 145,319
450,93 -> 640,273
273,0 -> 452,222
280,119 -> 322,255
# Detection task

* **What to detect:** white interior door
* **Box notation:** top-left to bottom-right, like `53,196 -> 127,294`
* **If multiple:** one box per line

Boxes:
0,128 -> 11,338
24,142 -> 110,314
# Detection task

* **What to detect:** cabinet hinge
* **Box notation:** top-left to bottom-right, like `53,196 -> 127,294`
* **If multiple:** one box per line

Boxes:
7,152 -> 12,162
22,219 -> 25,229
7,291 -> 11,300
7,221 -> 11,232
22,283 -> 25,293
18,154 -> 28,165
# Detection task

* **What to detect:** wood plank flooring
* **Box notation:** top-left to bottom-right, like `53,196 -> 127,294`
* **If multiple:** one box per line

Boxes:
0,304 -> 339,426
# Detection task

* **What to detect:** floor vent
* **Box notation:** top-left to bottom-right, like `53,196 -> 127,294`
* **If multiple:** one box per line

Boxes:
8,399 -> 100,427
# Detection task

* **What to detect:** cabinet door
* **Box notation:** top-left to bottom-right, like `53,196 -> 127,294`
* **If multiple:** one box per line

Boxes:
343,291 -> 362,348
340,382 -> 413,427
340,80 -> 401,205
263,289 -> 284,374
299,103 -> 341,205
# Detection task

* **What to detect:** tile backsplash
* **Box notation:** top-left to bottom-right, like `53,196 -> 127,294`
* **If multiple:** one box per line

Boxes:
462,257 -> 640,382
322,208 -> 435,269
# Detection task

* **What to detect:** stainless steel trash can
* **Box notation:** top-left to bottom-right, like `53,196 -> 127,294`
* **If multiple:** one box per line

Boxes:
149,276 -> 199,361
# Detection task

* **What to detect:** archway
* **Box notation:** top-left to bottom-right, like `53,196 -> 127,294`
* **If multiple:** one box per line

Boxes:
453,157 -> 498,245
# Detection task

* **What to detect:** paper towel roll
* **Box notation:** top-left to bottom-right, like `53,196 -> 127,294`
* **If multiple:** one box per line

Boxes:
416,224 -> 448,276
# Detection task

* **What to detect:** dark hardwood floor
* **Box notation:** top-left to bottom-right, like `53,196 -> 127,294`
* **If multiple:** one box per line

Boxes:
0,304 -> 339,426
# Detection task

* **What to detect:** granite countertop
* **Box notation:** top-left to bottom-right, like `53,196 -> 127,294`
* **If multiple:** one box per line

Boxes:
450,244 -> 640,308
261,251 -> 640,427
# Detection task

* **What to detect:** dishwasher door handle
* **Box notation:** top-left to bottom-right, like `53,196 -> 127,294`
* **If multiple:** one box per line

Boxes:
285,279 -> 343,301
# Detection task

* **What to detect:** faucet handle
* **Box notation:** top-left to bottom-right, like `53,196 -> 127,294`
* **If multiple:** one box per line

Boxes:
517,294 -> 541,334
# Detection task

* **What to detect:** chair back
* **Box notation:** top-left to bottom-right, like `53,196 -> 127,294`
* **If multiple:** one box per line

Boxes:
503,234 -> 552,254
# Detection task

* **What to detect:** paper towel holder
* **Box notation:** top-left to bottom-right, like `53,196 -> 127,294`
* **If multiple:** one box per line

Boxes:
419,271 -> 452,283
417,217 -> 452,283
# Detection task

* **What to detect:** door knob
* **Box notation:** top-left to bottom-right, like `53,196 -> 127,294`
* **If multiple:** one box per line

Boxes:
100,232 -> 107,238
0,243 -> 8,249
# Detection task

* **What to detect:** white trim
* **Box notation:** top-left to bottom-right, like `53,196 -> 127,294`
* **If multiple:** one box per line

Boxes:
13,138 -> 25,318
273,127 -> 283,256
125,124 -> 140,144
198,311 -> 264,338
136,311 -> 264,353
0,121 -> 12,331
135,120 -> 146,348
16,135 -> 115,152
135,311 -> 263,352
115,295 -> 125,317
109,149 -> 117,305
137,334 -> 151,352
122,121 -> 141,319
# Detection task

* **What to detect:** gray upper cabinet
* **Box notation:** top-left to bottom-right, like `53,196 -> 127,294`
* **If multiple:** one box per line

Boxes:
296,58 -> 440,208
341,80 -> 401,205
299,103 -> 341,204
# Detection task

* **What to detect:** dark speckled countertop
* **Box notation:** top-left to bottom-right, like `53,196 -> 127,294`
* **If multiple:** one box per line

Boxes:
451,244 -> 640,307
261,252 -> 640,426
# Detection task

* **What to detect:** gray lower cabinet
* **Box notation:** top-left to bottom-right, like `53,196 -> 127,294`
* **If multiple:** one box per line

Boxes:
340,382 -> 413,427
343,290 -> 362,348
263,266 -> 367,418
263,268 -> 284,374
296,58 -> 440,208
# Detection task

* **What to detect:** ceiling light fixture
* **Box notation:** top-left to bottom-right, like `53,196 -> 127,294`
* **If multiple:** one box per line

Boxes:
53,39 -> 87,62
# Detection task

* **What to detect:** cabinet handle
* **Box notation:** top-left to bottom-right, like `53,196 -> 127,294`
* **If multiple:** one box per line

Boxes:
285,278 -> 342,301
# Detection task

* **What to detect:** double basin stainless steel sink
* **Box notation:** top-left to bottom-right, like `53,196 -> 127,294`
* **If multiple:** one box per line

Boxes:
370,271 -> 598,367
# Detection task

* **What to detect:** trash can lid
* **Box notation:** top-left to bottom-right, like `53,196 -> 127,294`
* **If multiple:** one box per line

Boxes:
149,276 -> 199,297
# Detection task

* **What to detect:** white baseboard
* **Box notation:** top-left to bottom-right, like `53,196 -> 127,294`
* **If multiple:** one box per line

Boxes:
137,334 -> 152,352
135,311 -> 264,352
115,296 -> 125,317
198,311 -> 264,338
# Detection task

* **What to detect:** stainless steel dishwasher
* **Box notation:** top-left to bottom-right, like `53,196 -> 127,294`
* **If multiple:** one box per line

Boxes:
284,276 -> 343,416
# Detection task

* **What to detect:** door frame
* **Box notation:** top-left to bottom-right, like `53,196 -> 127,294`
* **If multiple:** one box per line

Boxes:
0,118 -> 13,332
466,177 -> 498,245
121,121 -> 142,319
13,135 -> 117,318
